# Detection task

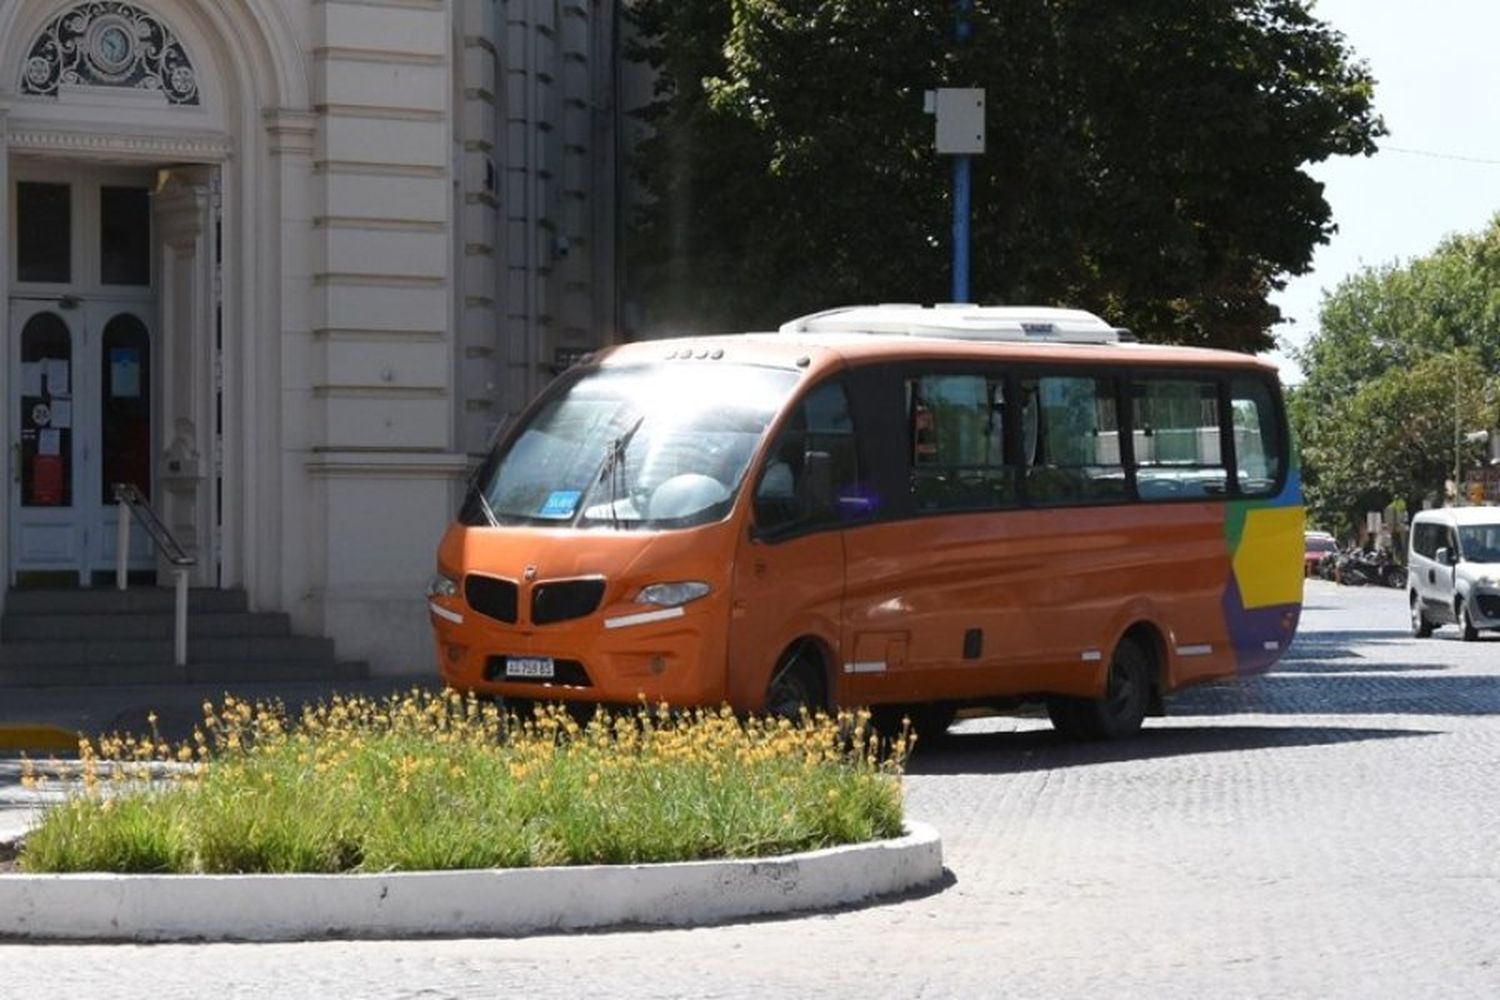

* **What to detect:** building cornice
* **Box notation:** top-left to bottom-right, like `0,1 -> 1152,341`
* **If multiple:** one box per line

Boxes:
305,450 -> 470,478
5,124 -> 232,162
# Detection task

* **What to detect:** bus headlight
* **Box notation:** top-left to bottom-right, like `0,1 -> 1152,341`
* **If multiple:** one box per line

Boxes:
637,581 -> 711,607
427,572 -> 460,598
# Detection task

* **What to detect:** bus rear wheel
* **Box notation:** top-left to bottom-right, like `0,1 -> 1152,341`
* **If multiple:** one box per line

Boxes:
1048,638 -> 1151,740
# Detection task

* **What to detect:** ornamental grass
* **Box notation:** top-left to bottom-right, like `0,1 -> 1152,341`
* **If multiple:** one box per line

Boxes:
18,690 -> 909,874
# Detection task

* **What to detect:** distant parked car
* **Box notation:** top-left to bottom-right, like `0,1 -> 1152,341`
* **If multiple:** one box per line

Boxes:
1304,532 -> 1338,575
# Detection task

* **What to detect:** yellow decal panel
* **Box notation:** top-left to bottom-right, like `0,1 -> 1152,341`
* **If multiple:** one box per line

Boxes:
1232,507 -> 1306,609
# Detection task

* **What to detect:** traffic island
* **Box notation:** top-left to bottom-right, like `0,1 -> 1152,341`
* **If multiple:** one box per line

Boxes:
0,822 -> 942,941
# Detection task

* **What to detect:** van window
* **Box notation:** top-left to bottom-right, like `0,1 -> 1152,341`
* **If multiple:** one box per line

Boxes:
906,374 -> 1015,511
754,379 -> 861,535
1458,523 -> 1500,563
1231,376 -> 1282,495
1132,378 -> 1226,499
1020,375 -> 1127,505
1412,522 -> 1438,559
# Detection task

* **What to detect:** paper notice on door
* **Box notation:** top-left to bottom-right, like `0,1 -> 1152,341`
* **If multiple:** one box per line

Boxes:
110,348 -> 141,398
38,428 -> 61,457
21,362 -> 44,398
44,359 -> 70,397
49,399 -> 72,429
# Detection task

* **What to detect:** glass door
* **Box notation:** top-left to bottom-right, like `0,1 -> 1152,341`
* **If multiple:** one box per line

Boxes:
9,299 -> 87,583
7,300 -> 154,585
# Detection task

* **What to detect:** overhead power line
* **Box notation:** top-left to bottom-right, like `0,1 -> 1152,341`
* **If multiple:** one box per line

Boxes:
1383,145 -> 1500,167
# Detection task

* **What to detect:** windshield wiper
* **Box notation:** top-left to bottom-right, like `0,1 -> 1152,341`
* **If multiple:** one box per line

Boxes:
593,415 -> 645,530
475,488 -> 500,527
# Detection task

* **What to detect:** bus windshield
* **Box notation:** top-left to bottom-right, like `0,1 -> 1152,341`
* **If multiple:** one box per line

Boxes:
464,363 -> 801,530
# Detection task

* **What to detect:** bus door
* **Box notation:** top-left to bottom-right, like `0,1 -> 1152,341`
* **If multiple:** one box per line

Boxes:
727,379 -> 861,711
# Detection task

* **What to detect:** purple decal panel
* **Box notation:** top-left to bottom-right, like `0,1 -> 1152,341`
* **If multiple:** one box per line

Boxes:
1221,574 -> 1301,675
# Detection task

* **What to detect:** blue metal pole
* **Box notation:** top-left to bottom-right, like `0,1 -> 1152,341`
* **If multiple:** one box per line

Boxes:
953,0 -> 973,303
953,157 -> 970,303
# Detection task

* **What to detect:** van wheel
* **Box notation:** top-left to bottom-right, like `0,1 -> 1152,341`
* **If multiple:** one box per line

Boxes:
1048,639 -> 1151,740
1460,601 -> 1480,642
765,645 -> 826,720
1410,593 -> 1434,638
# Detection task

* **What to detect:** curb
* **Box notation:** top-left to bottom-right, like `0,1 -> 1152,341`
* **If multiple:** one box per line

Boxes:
0,726 -> 81,754
0,822 -> 943,942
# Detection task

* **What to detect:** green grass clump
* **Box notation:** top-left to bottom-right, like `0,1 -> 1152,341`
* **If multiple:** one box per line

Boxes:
19,691 -> 908,874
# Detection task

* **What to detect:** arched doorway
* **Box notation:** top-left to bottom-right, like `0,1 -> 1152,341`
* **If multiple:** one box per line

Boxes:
9,291 -> 155,586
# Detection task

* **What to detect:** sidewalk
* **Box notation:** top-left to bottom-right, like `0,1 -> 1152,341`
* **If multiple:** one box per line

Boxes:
0,675 -> 438,844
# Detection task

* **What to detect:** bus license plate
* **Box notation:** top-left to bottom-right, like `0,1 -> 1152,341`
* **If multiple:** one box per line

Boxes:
506,657 -> 554,679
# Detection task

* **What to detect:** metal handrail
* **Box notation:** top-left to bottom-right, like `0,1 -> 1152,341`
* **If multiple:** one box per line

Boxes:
112,482 -> 196,667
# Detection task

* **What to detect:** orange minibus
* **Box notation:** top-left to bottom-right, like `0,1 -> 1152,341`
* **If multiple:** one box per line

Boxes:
429,304 -> 1304,739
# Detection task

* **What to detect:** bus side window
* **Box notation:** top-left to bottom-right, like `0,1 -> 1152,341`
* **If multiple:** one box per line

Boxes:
905,374 -> 1016,511
1132,378 -> 1227,499
754,380 -> 861,536
1019,375 -> 1126,505
1231,376 -> 1282,495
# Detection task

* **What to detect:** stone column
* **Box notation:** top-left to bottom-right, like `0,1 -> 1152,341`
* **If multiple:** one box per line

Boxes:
0,103 -> 11,594
152,167 -> 216,585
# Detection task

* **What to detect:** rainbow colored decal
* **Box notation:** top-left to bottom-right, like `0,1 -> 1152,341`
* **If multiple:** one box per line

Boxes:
1221,460 -> 1305,675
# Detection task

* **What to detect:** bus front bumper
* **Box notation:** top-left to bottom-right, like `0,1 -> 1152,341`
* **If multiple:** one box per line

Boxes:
428,599 -> 728,708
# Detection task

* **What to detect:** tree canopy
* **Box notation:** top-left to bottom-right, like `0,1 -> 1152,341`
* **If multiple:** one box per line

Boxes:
625,0 -> 1382,351
1293,216 -> 1500,533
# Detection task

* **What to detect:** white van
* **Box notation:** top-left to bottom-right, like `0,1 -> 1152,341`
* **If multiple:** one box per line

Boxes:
1408,507 -> 1500,640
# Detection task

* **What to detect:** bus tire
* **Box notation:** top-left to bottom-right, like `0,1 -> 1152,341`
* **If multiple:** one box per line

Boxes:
765,643 -> 826,719
1050,638 -> 1151,740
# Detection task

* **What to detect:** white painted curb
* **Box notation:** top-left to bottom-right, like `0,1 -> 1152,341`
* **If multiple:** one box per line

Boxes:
0,822 -> 942,942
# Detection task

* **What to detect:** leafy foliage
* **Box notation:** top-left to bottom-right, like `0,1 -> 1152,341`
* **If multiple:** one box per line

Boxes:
20,692 -> 908,873
625,0 -> 1382,350
1294,217 -> 1500,528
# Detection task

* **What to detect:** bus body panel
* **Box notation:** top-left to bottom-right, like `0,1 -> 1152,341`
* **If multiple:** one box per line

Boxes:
432,322 -> 1304,718
430,519 -> 741,707
727,529 -> 846,712
840,502 -> 1242,704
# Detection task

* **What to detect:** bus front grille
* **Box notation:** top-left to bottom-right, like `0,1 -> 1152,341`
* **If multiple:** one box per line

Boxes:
532,578 -> 606,625
465,574 -> 519,624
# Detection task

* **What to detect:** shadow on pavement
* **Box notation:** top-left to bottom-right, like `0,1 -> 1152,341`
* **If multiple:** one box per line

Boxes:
1273,661 -> 1449,674
908,723 -> 1435,777
1176,673 -> 1500,717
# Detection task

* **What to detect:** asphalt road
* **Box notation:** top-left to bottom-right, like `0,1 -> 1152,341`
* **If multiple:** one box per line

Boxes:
2,580 -> 1497,999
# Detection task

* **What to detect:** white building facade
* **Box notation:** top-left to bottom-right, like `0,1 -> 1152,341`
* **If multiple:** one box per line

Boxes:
0,0 -> 621,674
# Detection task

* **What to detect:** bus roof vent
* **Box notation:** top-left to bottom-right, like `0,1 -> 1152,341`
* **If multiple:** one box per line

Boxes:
778,304 -> 1122,344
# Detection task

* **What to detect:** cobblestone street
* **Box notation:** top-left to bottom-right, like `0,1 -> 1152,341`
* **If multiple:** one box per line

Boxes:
3,580 -> 1497,998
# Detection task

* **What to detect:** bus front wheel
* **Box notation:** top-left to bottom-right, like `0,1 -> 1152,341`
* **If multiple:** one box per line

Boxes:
1048,639 -> 1151,740
765,644 -> 827,720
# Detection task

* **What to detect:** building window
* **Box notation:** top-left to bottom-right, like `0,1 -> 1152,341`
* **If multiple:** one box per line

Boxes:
16,182 -> 72,284
100,186 -> 151,286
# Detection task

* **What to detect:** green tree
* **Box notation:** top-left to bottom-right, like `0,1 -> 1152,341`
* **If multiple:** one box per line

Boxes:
1300,351 -> 1500,532
625,0 -> 1382,351
1295,215 -> 1500,527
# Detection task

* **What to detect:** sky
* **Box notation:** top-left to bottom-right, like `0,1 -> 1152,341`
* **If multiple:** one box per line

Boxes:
1264,0 -> 1500,384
